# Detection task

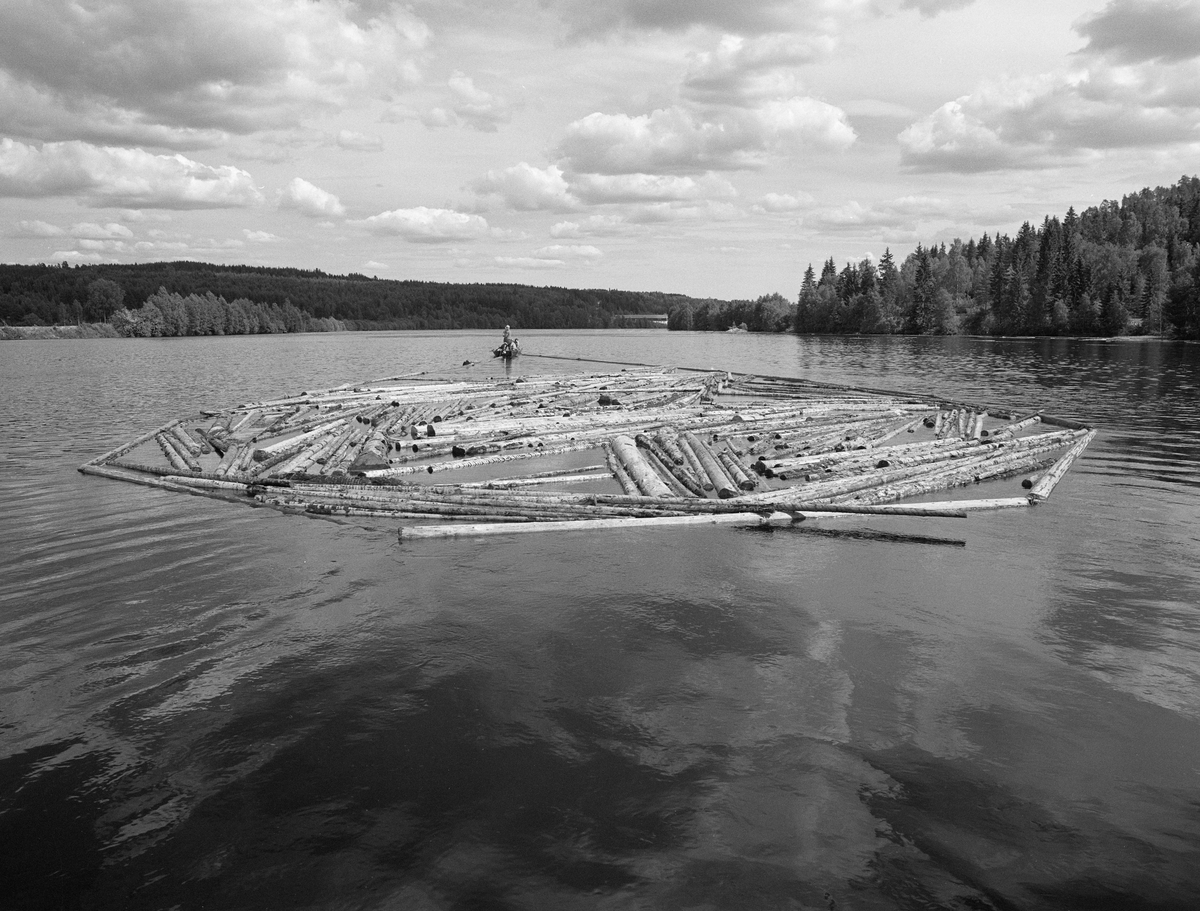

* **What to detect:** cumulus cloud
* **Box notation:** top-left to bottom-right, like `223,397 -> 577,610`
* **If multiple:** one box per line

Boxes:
646,199 -> 742,221
472,162 -> 578,210
549,214 -> 645,238
70,222 -> 134,239
540,0 -> 830,39
421,73 -> 514,132
349,206 -> 489,242
683,33 -> 835,105
278,177 -> 346,218
1076,0 -> 1200,64
52,250 -> 105,263
755,191 -> 815,212
0,139 -> 264,207
560,102 -> 854,175
494,256 -> 566,269
533,244 -> 603,259
0,0 -> 429,146
898,99 -> 1014,172
14,219 -> 64,237
900,0 -> 976,18
243,229 -> 280,243
899,69 -> 1200,172
570,171 -> 736,204
803,196 -> 951,231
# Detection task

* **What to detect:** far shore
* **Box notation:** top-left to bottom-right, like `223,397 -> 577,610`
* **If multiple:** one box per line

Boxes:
1,323 -> 1189,344
1,323 -> 121,340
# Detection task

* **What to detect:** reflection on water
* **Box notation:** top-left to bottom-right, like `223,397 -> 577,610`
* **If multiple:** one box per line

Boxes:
2,331 -> 1199,909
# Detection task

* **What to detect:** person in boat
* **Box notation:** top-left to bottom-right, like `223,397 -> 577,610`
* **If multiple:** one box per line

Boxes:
495,325 -> 519,358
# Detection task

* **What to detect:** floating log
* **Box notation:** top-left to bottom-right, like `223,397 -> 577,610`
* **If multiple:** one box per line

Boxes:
718,451 -> 757,491
683,432 -> 738,498
610,434 -> 673,498
1028,430 -> 1096,500
398,511 -> 798,540
80,367 -> 1093,536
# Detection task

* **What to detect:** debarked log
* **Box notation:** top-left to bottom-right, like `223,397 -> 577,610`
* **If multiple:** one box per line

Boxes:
610,434 -> 674,497
398,511 -> 799,540
682,432 -> 738,498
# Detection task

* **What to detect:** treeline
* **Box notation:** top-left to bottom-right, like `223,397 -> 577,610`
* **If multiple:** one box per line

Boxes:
111,288 -> 346,337
666,293 -> 794,332
782,175 -> 1200,339
0,261 -> 692,332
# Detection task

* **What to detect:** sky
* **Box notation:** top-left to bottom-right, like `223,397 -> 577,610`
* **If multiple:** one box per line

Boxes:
1,0 -> 1198,300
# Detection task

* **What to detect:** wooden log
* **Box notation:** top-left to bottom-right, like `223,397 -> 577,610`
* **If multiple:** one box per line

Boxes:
830,437 -> 1076,506
373,439 -> 600,477
654,429 -> 687,465
990,412 -> 1041,439
683,432 -> 738,498
398,511 -> 798,540
895,497 -> 1032,511
1039,414 -> 1091,431
603,441 -> 640,496
156,432 -> 195,473
1028,430 -> 1096,500
674,433 -> 714,491
639,444 -> 696,498
82,416 -> 186,468
648,444 -> 706,497
169,425 -> 203,458
320,426 -> 370,476
474,463 -> 609,484
279,428 -> 347,476
163,475 -> 252,493
747,430 -> 1075,507
718,451 -> 757,491
214,441 -> 243,477
610,434 -> 674,497
194,426 -> 228,456
465,471 -> 613,489
781,525 -> 966,548
972,411 -> 987,440
81,463 -> 220,496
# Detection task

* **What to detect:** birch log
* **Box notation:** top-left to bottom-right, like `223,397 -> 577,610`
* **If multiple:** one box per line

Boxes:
610,434 -> 673,497
1028,430 -> 1096,500
683,432 -> 738,498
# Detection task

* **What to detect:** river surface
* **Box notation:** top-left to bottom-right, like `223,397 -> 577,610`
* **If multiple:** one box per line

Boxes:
2,330 -> 1198,910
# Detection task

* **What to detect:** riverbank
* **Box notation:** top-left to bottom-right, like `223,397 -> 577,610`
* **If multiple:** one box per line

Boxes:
1,323 -> 120,340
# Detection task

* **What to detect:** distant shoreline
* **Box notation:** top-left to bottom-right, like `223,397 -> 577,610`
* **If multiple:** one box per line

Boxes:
1,324 -> 121,340
3,323 -> 1189,343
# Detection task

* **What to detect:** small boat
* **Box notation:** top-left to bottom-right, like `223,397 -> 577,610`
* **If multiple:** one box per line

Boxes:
493,339 -> 520,359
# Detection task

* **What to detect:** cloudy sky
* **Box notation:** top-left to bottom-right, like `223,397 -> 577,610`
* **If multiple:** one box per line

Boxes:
2,0 -> 1197,299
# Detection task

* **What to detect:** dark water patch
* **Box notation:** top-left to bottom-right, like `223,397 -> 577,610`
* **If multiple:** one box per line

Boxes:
0,740 -> 111,911
75,660 -> 711,910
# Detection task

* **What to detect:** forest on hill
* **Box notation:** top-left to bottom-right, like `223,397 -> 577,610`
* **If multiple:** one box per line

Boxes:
4,176 -> 1198,341
669,175 -> 1200,340
0,261 -> 696,336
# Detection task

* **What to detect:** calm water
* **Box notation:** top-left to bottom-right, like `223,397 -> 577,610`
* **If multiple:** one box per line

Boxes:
2,331 -> 1198,910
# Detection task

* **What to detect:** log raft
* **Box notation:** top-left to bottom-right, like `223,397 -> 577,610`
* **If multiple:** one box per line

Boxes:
78,367 -> 1095,539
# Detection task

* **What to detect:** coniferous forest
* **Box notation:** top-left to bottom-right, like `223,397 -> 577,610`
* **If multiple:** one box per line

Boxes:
672,175 -> 1200,340
3,176 -> 1198,340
